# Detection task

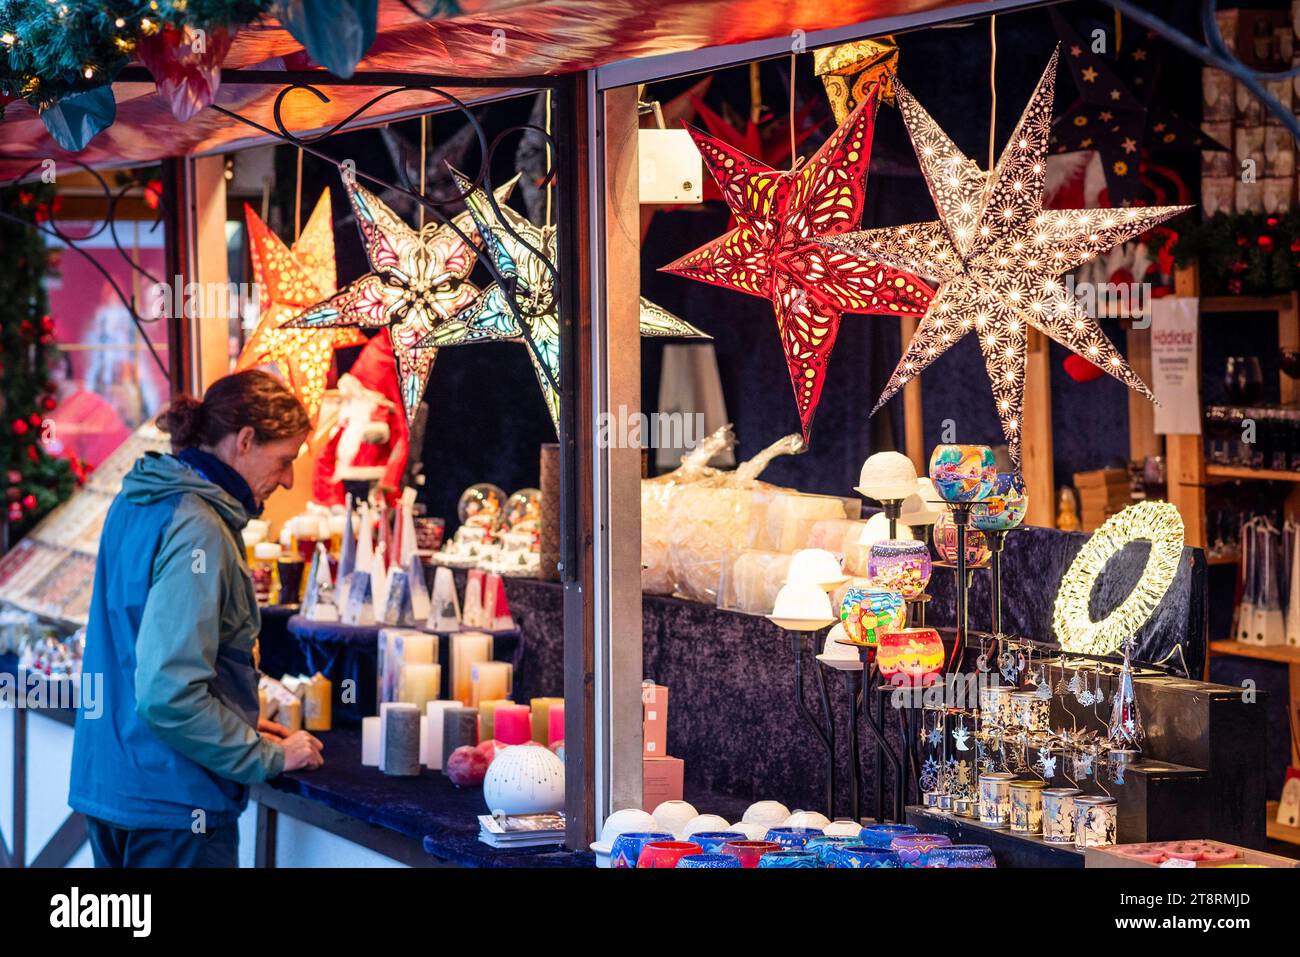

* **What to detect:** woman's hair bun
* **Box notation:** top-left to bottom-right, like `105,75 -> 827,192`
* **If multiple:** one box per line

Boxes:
156,394 -> 206,449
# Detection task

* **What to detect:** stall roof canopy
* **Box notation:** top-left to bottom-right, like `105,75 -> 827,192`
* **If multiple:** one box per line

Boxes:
0,0 -> 1024,180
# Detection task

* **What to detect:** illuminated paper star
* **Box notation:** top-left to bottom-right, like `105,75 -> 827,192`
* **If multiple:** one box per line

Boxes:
418,167 -> 708,434
235,192 -> 366,420
287,176 -> 516,422
660,92 -> 933,443
819,49 -> 1189,464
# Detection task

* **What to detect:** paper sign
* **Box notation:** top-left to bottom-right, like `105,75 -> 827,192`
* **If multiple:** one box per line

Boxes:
1150,296 -> 1201,435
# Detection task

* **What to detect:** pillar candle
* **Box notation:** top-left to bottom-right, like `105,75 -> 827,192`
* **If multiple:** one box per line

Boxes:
548,702 -> 565,746
424,701 -> 457,769
383,703 -> 421,776
442,706 -> 480,771
362,716 -> 381,767
399,662 -> 442,711
530,697 -> 563,745
451,631 -> 493,705
494,704 -> 532,745
304,672 -> 332,731
377,702 -> 402,771
471,660 -> 513,708
378,627 -> 426,703
478,699 -> 514,742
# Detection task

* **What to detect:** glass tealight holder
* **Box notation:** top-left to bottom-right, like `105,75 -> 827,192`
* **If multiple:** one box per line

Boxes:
928,444 -> 996,503
867,540 -> 933,599
1009,779 -> 1047,834
978,772 -> 1016,828
925,844 -> 997,868
980,683 -> 1018,730
1042,788 -> 1082,844
934,510 -> 992,566
877,627 -> 946,686
1010,691 -> 1050,732
970,472 -> 1028,531
1074,795 -> 1118,849
839,586 -> 906,645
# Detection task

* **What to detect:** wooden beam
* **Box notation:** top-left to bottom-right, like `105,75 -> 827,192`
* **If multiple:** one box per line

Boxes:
1165,266 -> 1206,548
189,154 -> 231,391
1126,323 -> 1159,463
1022,329 -> 1055,528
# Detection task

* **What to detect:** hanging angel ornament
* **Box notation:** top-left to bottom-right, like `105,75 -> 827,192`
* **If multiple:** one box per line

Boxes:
287,173 -> 517,422
819,49 -> 1189,464
237,192 -> 367,421
418,166 -> 707,435
660,90 -> 933,443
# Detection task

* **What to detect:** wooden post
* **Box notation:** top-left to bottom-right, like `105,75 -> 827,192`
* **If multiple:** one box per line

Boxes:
900,315 -> 925,475
1165,266 -> 1207,548
1127,323 -> 1159,463
188,154 -> 231,391
1023,329 -> 1055,528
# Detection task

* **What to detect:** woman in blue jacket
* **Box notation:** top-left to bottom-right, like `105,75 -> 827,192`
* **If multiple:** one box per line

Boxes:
70,369 -> 325,867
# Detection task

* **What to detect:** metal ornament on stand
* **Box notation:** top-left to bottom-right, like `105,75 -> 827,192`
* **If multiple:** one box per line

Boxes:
1107,638 -> 1145,750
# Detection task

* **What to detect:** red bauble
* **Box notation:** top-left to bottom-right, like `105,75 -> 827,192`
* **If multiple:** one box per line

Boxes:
1258,235 -> 1276,252
39,314 -> 54,333
11,419 -> 28,437
6,470 -> 20,485
38,334 -> 53,346
7,503 -> 22,523
445,745 -> 488,787
1228,277 -> 1244,294
28,413 -> 42,429
5,487 -> 19,502
42,397 -> 57,412
26,445 -> 38,463
1064,354 -> 1106,383
18,319 -> 33,337
21,494 -> 36,511
144,179 -> 163,211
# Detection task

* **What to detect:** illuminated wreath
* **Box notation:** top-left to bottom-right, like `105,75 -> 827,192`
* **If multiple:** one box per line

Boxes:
1052,501 -> 1185,656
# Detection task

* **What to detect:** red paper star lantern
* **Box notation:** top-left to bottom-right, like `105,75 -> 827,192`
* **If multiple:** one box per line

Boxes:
660,91 -> 933,442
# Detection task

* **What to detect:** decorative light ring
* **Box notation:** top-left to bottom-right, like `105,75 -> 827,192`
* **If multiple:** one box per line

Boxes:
1052,501 -> 1184,656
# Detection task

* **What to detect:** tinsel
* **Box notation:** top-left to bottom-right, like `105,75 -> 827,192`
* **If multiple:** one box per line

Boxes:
0,0 -> 271,110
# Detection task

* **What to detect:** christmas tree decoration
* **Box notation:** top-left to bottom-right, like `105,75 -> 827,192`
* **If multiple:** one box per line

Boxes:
135,23 -> 234,122
1049,9 -> 1227,207
661,92 -> 933,443
813,36 -> 898,122
418,167 -> 707,435
236,191 -> 366,421
820,50 -> 1189,464
288,175 -> 515,422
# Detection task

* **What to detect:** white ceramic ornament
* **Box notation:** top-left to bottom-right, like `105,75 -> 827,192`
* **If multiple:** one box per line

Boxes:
482,743 -> 565,816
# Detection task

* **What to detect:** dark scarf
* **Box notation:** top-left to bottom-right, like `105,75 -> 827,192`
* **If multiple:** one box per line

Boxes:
177,446 -> 262,519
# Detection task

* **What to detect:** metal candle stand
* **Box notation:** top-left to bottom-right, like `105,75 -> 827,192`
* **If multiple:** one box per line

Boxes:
791,628 -> 836,817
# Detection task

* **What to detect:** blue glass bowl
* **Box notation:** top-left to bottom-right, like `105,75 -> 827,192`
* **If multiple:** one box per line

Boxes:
757,850 -> 819,868
609,831 -> 674,869
858,823 -> 917,848
805,835 -> 859,866
676,853 -> 743,869
690,831 -> 747,854
763,826 -> 823,850
834,845 -> 902,868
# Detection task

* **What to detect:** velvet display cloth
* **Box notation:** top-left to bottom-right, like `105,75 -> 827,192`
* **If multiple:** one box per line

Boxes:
257,606 -> 306,681
264,728 -> 593,868
922,524 -> 1208,677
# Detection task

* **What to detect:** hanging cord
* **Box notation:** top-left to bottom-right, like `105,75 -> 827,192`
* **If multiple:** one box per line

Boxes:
294,146 -> 303,240
789,52 -> 797,167
419,114 -> 428,230
545,88 -> 554,228
988,14 -> 997,170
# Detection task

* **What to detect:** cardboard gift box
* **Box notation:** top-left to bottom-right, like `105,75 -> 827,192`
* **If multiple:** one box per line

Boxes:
642,683 -> 669,757
643,756 -> 685,808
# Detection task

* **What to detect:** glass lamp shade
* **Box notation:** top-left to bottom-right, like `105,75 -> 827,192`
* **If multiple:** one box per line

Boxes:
925,844 -> 996,868
890,832 -> 952,866
876,628 -> 945,685
839,587 -> 906,645
933,511 -> 992,566
928,444 -> 996,503
969,472 -> 1028,531
858,823 -> 917,848
867,539 -> 932,598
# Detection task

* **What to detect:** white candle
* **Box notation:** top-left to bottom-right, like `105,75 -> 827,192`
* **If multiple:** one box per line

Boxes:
424,701 -> 456,769
362,716 -> 381,767
451,632 -> 493,705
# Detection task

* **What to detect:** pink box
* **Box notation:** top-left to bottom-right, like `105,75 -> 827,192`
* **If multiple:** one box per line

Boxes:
643,756 -> 684,808
642,683 -> 669,757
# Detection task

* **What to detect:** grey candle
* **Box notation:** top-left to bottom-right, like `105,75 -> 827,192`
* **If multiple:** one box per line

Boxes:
442,706 -> 480,772
383,703 -> 421,777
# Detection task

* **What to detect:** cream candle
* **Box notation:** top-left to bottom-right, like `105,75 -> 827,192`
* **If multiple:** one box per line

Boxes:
530,697 -> 564,744
451,632 -> 493,705
362,716 -> 381,767
471,660 -> 513,708
424,701 -> 457,769
399,662 -> 442,711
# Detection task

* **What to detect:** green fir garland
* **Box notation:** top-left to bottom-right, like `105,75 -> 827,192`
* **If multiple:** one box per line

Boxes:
1169,211 -> 1300,297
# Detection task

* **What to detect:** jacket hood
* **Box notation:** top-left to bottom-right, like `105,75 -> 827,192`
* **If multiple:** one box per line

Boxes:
122,452 -> 250,532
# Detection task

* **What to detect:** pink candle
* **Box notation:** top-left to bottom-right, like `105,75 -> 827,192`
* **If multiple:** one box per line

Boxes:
494,704 -> 532,745
548,703 -> 565,745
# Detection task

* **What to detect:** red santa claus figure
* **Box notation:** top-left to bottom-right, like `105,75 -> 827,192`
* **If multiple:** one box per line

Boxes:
312,330 -> 410,506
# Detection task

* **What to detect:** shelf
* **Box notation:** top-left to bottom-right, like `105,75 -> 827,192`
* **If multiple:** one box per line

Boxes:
1208,640 -> 1300,665
1266,802 -> 1300,847
1201,293 -> 1298,314
1205,464 -> 1300,483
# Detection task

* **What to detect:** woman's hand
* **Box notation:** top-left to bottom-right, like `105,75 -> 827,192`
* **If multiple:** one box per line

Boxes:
281,730 -> 325,772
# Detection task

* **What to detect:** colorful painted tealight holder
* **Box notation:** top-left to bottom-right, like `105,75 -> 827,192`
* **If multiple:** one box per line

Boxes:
858,822 -> 917,847
834,845 -> 901,868
839,586 -> 906,646
890,832 -> 952,867
690,830 -> 747,854
928,444 -> 996,503
719,839 -> 781,868
970,472 -> 1028,531
757,849 -> 820,868
867,539 -> 932,599
1042,788 -> 1082,844
925,844 -> 996,868
934,510 -> 992,566
978,772 -> 1016,828
764,826 -> 823,850
676,853 -> 742,869
876,628 -> 945,686
806,834 -> 860,866
636,840 -> 703,868
1009,779 -> 1048,834
1074,795 -> 1118,849
610,831 -> 673,868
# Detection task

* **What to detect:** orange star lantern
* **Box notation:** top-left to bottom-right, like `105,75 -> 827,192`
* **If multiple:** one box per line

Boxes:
661,90 -> 933,443
237,192 -> 366,420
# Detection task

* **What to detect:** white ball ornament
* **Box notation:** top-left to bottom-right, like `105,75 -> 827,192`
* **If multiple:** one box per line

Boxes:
482,743 -> 566,816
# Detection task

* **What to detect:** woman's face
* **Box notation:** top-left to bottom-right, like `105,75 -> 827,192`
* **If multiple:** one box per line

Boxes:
226,428 -> 309,507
